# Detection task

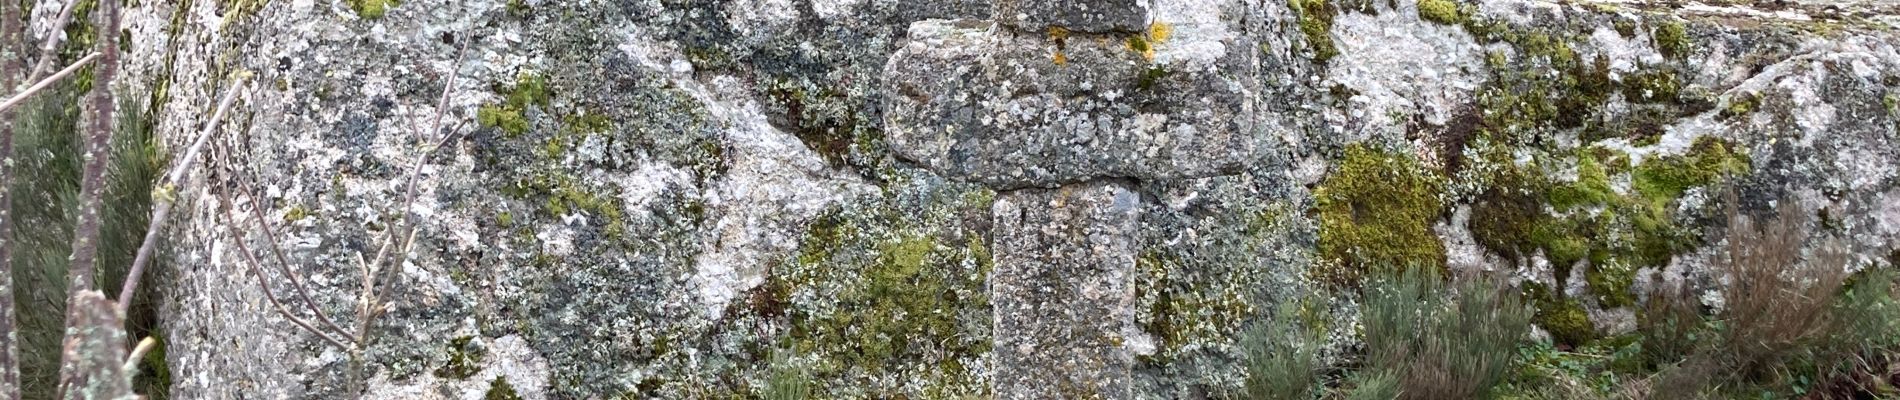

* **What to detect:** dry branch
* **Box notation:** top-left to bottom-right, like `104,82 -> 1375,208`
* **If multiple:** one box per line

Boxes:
235,176 -> 353,341
219,191 -> 355,350
116,80 -> 251,316
0,52 -> 101,114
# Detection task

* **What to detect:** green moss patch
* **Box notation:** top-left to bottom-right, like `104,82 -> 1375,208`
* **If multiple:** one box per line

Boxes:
1315,144 -> 1446,286
478,73 -> 553,138
771,183 -> 995,397
1417,0 -> 1462,25
484,377 -> 522,400
347,0 -> 400,19
502,172 -> 628,238
1467,139 -> 1748,307
1652,20 -> 1691,60
434,336 -> 485,379
1289,0 -> 1339,63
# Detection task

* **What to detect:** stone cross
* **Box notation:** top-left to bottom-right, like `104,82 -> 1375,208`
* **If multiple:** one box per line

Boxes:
883,0 -> 1261,397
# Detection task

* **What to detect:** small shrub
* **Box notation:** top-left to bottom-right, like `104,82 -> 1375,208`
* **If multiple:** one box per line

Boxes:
763,352 -> 809,400
1345,371 -> 1400,400
1241,303 -> 1321,399
1634,275 -> 1705,373
1715,199 -> 1848,378
1363,267 -> 1532,400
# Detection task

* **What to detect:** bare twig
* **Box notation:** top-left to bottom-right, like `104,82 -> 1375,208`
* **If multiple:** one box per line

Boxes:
220,191 -> 355,350
0,51 -> 100,114
236,173 -> 353,340
343,39 -> 470,397
24,0 -> 84,83
116,80 -> 250,316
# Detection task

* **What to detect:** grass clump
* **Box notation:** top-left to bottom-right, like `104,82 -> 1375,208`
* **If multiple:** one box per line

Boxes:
1361,267 -> 1532,400
1241,303 -> 1322,399
763,351 -> 810,400
11,84 -> 169,400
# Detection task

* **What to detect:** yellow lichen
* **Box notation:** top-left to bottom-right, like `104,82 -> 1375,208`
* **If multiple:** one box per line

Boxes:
1148,22 -> 1173,44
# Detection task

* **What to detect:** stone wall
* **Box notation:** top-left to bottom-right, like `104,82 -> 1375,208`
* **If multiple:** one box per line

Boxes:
82,0 -> 1900,397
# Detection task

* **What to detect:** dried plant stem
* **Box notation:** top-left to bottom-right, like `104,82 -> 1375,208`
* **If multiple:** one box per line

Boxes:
63,0 -> 119,294
116,80 -> 250,316
220,193 -> 354,350
236,176 -> 353,340
0,52 -> 100,114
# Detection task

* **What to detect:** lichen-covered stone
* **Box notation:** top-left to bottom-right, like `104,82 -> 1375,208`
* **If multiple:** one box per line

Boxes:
992,181 -> 1141,399
994,0 -> 1151,33
884,17 -> 1263,189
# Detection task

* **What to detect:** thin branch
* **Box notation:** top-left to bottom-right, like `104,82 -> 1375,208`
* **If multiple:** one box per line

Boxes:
375,39 -> 471,306
117,80 -> 250,316
0,51 -> 100,114
236,172 -> 353,340
220,192 -> 354,350
24,0 -> 84,83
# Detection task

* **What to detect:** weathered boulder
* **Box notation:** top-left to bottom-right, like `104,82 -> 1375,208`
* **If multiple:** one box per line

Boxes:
884,16 -> 1263,189
994,0 -> 1152,33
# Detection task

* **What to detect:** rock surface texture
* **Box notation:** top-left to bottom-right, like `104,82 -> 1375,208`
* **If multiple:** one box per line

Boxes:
68,0 -> 1900,397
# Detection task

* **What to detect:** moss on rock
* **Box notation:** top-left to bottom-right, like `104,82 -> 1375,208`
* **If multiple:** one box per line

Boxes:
434,336 -> 484,380
1523,283 -> 1597,347
347,0 -> 400,19
1417,0 -> 1461,25
1652,20 -> 1691,60
1289,0 -> 1339,63
1315,144 -> 1446,286
484,377 -> 522,400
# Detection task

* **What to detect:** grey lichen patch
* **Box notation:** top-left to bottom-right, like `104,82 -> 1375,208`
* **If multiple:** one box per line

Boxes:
993,182 -> 1141,399
883,19 -> 1262,189
994,0 -> 1151,33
